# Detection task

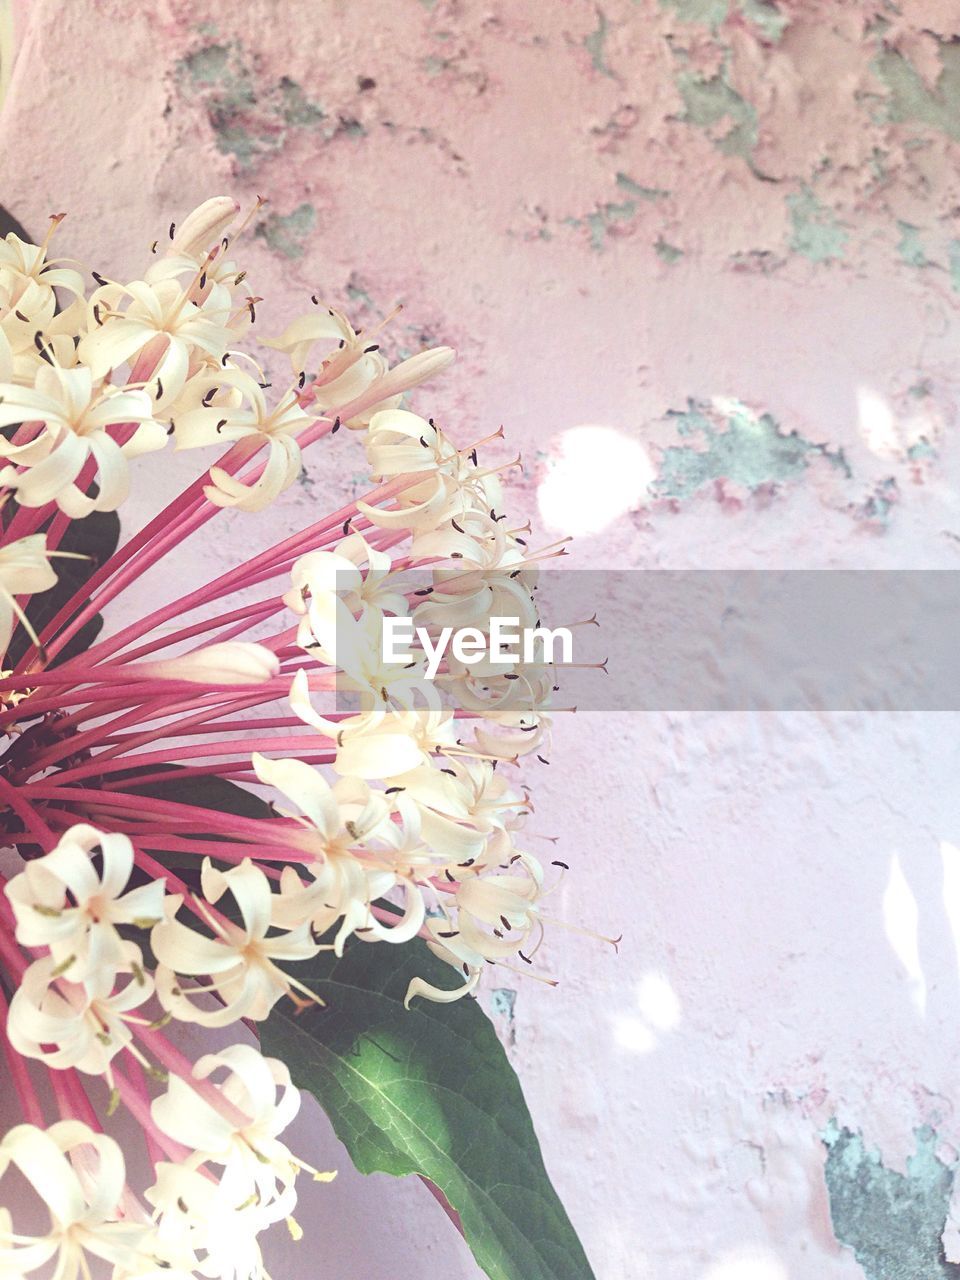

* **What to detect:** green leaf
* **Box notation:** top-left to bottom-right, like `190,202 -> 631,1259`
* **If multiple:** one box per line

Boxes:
260,933 -> 596,1280
4,507 -> 120,667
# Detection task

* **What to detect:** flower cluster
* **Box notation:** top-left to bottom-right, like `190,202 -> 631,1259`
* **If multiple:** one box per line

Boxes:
0,199 -> 572,1278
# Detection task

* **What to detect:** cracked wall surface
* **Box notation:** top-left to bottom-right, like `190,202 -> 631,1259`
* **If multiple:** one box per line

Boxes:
5,1 -> 960,1277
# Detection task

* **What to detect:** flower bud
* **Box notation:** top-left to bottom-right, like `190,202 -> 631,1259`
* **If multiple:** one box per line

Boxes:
169,197 -> 240,259
141,642 -> 279,686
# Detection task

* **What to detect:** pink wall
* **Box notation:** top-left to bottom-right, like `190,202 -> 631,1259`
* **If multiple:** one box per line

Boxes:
5,2 -> 960,1276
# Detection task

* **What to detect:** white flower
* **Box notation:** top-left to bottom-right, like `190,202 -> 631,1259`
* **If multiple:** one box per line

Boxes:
0,532 -> 57,655
283,534 -> 406,652
138,640 -> 280,686
78,277 -> 234,402
152,858 -> 321,1026
290,667 -> 457,779
146,1161 -> 274,1280
173,367 -> 317,511
7,945 -> 154,1078
6,823 -> 166,980
0,1121 -> 155,1279
252,753 -> 425,950
0,363 -> 166,515
151,1044 -> 319,1214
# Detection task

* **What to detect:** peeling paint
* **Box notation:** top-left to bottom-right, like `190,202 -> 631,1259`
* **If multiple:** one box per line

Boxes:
660,0 -> 729,30
490,988 -> 517,1046
565,200 -> 639,251
786,186 -> 848,263
738,0 -> 788,42
823,1122 -> 960,1278
654,235 -> 683,263
584,9 -> 614,78
615,172 -> 669,201
254,204 -> 317,259
874,45 -> 960,142
674,63 -> 758,161
176,40 -> 326,166
654,401 -> 848,500
896,221 -> 928,269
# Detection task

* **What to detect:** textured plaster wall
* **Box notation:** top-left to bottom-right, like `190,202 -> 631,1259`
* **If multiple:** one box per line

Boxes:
5,2 -> 960,1277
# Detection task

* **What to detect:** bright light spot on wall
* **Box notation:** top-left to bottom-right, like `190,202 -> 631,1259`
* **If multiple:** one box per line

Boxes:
857,386 -> 899,459
701,1246 -> 790,1280
635,970 -> 682,1032
537,425 -> 653,537
882,853 -> 926,1016
611,970 -> 682,1053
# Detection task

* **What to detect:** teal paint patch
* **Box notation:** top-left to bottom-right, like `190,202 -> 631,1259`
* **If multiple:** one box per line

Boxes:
948,240 -> 960,291
874,45 -> 960,141
675,66 -> 758,160
822,1122 -> 960,1278
255,204 -> 317,259
585,10 -> 614,77
565,200 -> 638,251
615,172 -> 669,200
277,77 -> 325,127
180,43 -> 231,85
896,221 -> 928,267
490,988 -> 517,1046
786,186 -> 848,262
655,236 -> 683,263
660,0 -> 729,29
654,400 -> 848,499
737,0 -> 787,41
177,42 -> 326,167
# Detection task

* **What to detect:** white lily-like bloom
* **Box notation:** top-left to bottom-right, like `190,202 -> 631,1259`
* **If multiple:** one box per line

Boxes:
7,945 -> 154,1078
151,858 -> 321,1026
139,640 -> 280,686
173,367 -> 317,511
263,304 -> 399,428
0,362 -> 167,515
151,1044 -> 319,1215
6,823 -> 167,980
253,752 -> 425,950
146,1161 -> 276,1280
78,276 -> 234,403
290,667 -> 456,779
392,758 -> 528,864
0,1121 -> 155,1279
0,532 -> 57,654
283,534 -> 407,652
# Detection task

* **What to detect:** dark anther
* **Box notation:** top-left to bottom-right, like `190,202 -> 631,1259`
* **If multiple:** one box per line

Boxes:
441,767 -> 456,777
342,519 -> 351,536
156,378 -> 163,399
199,272 -> 207,290
92,271 -> 107,286
518,951 -> 533,965
437,929 -> 459,938
451,519 -> 464,533
332,417 -> 341,433
413,587 -> 433,596
552,860 -> 570,869
384,786 -> 405,794
216,418 -> 228,433
537,754 -> 550,764
445,870 -> 456,882
202,387 -> 217,406
358,76 -> 376,92
310,294 -> 319,305
297,371 -> 306,389
515,536 -> 527,546
150,240 -> 158,253
14,309 -> 28,322
363,344 -> 379,354
168,222 -> 176,240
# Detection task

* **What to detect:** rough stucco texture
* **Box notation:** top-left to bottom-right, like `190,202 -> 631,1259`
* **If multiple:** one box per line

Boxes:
5,1 -> 960,1277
